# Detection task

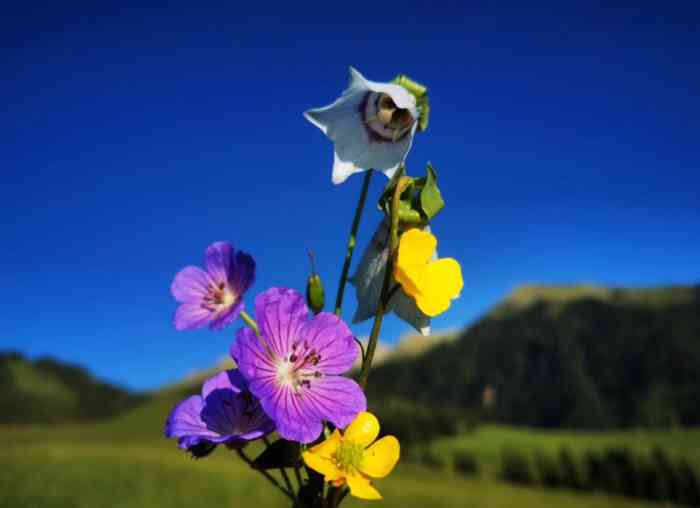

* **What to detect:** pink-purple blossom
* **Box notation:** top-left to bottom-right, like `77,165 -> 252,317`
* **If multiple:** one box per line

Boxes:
170,241 -> 255,331
231,287 -> 366,444
164,369 -> 274,454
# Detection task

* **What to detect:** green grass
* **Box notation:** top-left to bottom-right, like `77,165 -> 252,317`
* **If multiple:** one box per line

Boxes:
1,419 -> 685,508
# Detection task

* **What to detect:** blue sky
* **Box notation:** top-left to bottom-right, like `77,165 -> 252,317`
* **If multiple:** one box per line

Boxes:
2,2 -> 699,391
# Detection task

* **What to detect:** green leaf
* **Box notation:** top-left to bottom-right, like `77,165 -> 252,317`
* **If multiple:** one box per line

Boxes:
419,163 -> 444,220
252,439 -> 302,470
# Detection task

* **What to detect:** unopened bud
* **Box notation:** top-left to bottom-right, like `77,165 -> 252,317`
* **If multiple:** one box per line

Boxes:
305,252 -> 325,314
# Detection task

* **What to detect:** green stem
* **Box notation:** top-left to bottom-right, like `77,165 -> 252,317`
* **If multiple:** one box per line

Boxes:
235,448 -> 295,502
358,175 -> 410,390
292,465 -> 303,493
334,170 -> 373,316
240,310 -> 260,335
330,486 -> 343,508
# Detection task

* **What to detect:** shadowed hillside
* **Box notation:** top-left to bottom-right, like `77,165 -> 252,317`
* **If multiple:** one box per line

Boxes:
0,351 -> 147,424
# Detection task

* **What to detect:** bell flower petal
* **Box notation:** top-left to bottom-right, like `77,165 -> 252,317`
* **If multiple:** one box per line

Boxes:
305,67 -> 419,185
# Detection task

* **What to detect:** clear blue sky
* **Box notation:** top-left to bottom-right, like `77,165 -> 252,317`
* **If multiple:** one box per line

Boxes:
2,2 -> 699,391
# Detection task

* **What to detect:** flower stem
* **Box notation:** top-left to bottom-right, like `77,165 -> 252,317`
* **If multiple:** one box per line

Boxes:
358,175 -> 411,389
235,448 -> 295,502
240,310 -> 260,335
334,170 -> 373,316
263,436 -> 296,501
329,485 -> 344,508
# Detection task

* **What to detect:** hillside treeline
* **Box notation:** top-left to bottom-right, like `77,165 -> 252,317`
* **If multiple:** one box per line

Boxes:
367,286 -> 700,430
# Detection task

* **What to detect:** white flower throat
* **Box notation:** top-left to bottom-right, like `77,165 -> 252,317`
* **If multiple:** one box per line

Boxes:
275,341 -> 323,394
363,92 -> 415,143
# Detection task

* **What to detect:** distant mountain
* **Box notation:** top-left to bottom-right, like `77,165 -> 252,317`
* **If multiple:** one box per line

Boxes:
366,284 -> 700,430
0,351 -> 147,424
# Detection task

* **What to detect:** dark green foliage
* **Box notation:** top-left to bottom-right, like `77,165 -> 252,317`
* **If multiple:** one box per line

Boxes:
637,456 -> 667,501
453,450 -> 479,477
253,439 -> 301,469
676,458 -> 700,507
539,445 -> 700,507
534,451 -> 560,487
583,451 -> 605,491
368,397 -> 469,448
500,448 -> 533,484
366,284 -> 700,430
603,448 -> 638,497
652,446 -> 681,502
0,351 -> 146,424
558,447 -> 583,490
418,447 -> 446,469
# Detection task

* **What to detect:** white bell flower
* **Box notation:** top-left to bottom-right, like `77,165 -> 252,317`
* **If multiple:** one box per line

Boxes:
305,67 -> 419,185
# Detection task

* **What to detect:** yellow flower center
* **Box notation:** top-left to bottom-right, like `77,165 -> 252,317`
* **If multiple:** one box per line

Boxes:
334,440 -> 365,473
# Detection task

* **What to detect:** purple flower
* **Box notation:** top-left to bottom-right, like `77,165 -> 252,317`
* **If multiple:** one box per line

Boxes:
164,369 -> 274,454
171,241 -> 255,331
231,287 -> 366,444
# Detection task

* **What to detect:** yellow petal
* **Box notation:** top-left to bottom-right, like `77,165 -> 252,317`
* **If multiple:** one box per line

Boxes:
302,451 -> 340,480
394,263 -> 425,298
343,412 -> 379,447
360,435 -> 400,478
414,258 -> 463,317
346,474 -> 382,500
309,429 -> 342,459
397,229 -> 436,268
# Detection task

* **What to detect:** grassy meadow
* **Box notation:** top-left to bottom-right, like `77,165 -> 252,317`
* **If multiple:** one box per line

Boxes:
3,390 -> 696,508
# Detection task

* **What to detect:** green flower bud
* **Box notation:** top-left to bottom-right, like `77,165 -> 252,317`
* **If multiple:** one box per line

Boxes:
306,252 -> 325,314
393,74 -> 430,133
378,163 -> 445,226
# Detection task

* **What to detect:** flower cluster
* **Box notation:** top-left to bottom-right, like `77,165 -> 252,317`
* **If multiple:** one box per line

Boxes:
163,67 -> 461,507
167,244 -> 366,449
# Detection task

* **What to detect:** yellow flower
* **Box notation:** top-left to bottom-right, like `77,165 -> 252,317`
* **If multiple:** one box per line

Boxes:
394,228 -> 463,317
302,412 -> 400,500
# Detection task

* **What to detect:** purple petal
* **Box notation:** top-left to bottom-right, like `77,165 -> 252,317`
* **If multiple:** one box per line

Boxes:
252,379 -> 323,443
164,395 -> 217,440
171,266 -> 213,303
173,303 -> 213,331
255,287 -> 309,359
298,312 -> 358,375
202,369 -> 247,399
231,327 -> 277,381
232,250 -> 256,293
209,301 -> 244,331
205,241 -> 235,283
302,376 -> 366,429
178,435 -> 204,449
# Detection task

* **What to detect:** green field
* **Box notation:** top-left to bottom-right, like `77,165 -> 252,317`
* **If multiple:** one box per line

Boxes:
3,400 -> 697,508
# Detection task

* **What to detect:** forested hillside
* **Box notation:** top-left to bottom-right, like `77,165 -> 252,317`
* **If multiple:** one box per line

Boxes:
367,284 -> 700,430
